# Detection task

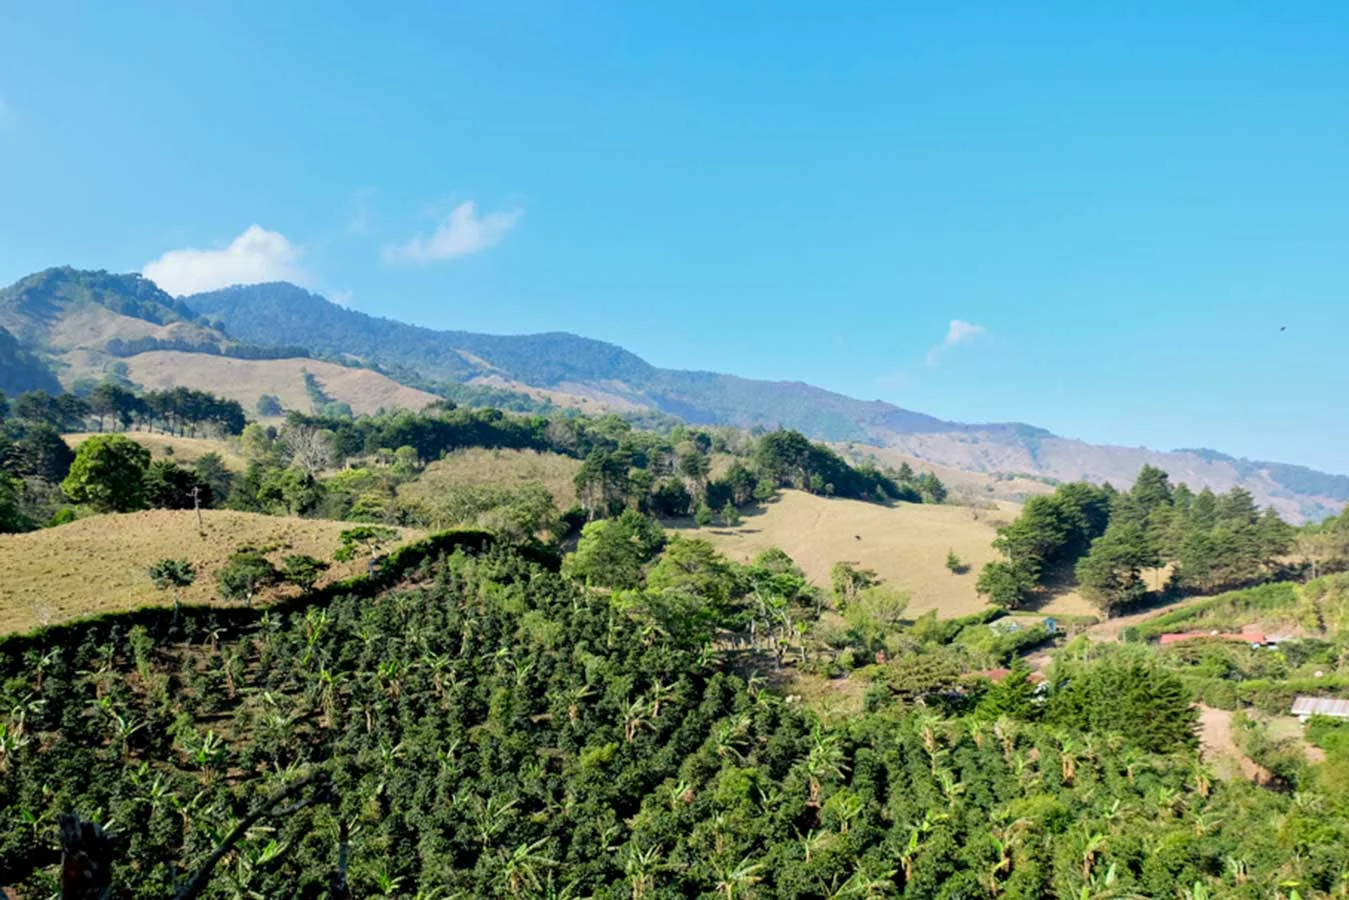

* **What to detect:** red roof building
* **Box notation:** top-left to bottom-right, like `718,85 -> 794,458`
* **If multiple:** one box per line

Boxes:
1158,624 -> 1267,646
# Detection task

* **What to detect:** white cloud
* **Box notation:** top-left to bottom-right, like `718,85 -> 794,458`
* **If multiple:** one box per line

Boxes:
142,225 -> 308,296
926,319 -> 987,366
384,201 -> 522,264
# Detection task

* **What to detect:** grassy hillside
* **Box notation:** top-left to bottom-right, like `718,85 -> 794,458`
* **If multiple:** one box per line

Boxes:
686,489 -> 1096,619
0,509 -> 420,634
121,351 -> 439,416
399,448 -> 583,510
62,431 -> 247,471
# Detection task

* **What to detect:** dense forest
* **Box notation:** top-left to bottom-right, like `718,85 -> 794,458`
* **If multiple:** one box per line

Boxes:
3,535 -> 1348,898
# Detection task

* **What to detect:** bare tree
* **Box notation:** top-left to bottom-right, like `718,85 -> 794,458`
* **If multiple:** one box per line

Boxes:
278,425 -> 336,475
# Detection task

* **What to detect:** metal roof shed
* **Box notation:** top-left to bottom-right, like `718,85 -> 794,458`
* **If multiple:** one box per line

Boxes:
1290,696 -> 1349,720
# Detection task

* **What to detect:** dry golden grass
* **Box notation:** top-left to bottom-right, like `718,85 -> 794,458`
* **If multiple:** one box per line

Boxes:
401,448 -> 583,509
122,351 -> 439,417
0,510 -> 421,635
685,489 -> 1095,619
63,432 -> 247,471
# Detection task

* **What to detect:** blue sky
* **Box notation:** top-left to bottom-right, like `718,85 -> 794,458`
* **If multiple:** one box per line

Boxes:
2,3 -> 1347,472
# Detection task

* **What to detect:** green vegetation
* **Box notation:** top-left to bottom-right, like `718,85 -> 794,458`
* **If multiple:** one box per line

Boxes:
0,326 -> 61,396
979,465 -> 1298,615
4,536 -> 1348,897
61,434 -> 152,513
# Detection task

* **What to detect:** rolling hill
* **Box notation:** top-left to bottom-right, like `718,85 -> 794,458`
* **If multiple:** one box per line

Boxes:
2,267 -> 1345,521
0,268 -> 439,417
0,509 -> 421,635
185,281 -> 1349,522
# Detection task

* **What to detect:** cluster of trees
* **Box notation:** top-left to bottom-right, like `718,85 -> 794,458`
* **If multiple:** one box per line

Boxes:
574,427 -> 946,524
104,334 -> 312,360
979,466 -> 1298,615
257,406 -> 940,532
59,434 -> 229,514
0,386 -> 244,531
754,430 -> 945,503
8,384 -> 246,438
2,541 -> 1344,897
301,371 -> 354,419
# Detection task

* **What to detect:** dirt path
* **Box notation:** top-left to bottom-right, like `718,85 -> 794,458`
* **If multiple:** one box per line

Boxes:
1196,705 -> 1274,783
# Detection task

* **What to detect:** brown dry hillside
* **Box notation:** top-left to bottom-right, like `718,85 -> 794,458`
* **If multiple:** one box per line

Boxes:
0,510 -> 421,635
122,351 -> 439,416
400,448 -> 582,510
63,432 -> 247,471
688,490 -> 1096,619
836,443 -> 1058,506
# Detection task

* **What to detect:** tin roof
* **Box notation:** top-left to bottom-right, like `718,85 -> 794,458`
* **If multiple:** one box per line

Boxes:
1291,696 -> 1349,718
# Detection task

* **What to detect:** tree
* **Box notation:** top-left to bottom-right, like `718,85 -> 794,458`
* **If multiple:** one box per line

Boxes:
256,394 -> 284,417
192,453 -> 234,508
841,585 -> 910,646
575,449 -> 630,519
977,658 -> 1040,720
62,434 -> 151,512
279,424 -> 336,475
677,447 -> 711,492
2,423 -> 75,482
916,472 -> 948,504
649,477 -> 692,518
0,473 -> 32,534
148,558 -> 196,613
240,423 -> 275,460
976,560 -> 1038,610
1130,465 -> 1173,516
1047,648 -> 1198,753
646,536 -> 743,606
694,503 -> 714,528
333,525 -> 400,563
831,562 -> 879,606
87,382 -> 138,432
720,500 -> 741,527
216,550 -> 280,605
280,554 -> 330,591
144,459 -> 211,510
1075,522 -> 1156,616
945,550 -> 966,574
563,509 -> 664,589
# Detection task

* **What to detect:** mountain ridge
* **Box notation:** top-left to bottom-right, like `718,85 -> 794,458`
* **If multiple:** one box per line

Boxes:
1,268 -> 1344,522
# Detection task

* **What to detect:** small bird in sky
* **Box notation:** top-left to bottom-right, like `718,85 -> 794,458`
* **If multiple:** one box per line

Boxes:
1280,326 -> 1287,332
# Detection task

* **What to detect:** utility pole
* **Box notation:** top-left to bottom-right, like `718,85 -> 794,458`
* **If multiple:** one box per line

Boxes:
192,486 -> 204,536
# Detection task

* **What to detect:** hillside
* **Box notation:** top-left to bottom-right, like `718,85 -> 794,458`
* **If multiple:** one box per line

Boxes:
0,325 -> 61,396
62,432 -> 247,471
2,268 -> 1345,522
185,282 -> 1037,442
120,350 -> 439,417
0,509 -> 420,634
183,282 -> 1349,521
690,489 -> 1096,620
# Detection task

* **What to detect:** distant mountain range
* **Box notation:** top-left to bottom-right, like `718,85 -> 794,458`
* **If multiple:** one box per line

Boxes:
3,267 -> 1346,521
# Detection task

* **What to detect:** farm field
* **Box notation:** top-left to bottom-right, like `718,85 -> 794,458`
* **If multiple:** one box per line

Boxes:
0,509 -> 421,635
685,489 -> 1098,619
